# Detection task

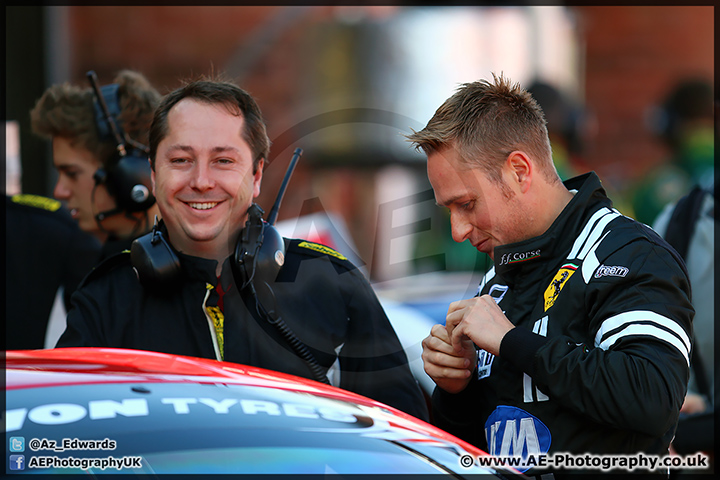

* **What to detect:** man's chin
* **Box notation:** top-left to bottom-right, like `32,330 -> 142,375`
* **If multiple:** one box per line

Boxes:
83,219 -> 105,238
184,229 -> 237,247
474,239 -> 493,256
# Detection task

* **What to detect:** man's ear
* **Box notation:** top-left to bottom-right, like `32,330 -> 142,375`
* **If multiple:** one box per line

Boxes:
506,151 -> 532,193
253,158 -> 265,198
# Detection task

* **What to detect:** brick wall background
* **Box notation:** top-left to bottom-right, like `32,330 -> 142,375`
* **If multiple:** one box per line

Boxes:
6,5 -> 713,273
576,5 -> 714,185
62,5 -> 714,192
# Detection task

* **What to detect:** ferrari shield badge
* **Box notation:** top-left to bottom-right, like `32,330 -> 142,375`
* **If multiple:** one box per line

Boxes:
543,263 -> 577,311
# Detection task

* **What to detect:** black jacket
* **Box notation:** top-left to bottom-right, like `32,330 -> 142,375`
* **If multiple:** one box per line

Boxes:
6,194 -> 101,349
432,173 -> 693,473
57,237 -> 428,421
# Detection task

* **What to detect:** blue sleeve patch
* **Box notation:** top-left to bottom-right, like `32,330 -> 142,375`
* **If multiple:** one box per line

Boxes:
485,405 -> 552,472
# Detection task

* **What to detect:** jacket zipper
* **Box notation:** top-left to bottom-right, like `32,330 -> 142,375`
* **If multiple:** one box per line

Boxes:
202,283 -> 223,361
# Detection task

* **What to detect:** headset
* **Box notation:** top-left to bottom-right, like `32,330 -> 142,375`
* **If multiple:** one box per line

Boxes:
129,148 -> 329,383
87,70 -> 156,220
131,148 -> 302,290
129,201 -> 287,291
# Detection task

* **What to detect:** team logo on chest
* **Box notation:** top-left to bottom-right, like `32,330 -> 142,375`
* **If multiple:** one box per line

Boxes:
477,349 -> 495,380
487,284 -> 509,304
543,263 -> 577,311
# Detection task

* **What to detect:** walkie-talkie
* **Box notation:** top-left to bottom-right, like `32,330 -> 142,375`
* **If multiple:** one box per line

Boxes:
233,149 -> 331,385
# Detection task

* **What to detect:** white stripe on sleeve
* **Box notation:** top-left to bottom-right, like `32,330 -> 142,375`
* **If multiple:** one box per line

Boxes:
595,310 -> 691,366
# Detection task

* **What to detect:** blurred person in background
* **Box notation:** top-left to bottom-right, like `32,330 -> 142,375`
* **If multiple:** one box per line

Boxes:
409,74 -> 694,478
6,194 -> 101,349
650,87 -> 715,470
630,78 -> 714,225
30,70 -> 162,259
643,80 -> 714,471
526,80 -> 634,218
654,180 -> 715,475
5,123 -> 101,349
526,80 -> 585,181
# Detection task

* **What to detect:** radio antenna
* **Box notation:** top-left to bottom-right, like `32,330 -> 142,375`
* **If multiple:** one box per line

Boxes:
86,70 -> 127,157
267,147 -> 302,226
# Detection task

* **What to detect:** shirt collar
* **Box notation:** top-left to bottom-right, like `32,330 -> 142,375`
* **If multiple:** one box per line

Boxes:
492,172 -> 608,276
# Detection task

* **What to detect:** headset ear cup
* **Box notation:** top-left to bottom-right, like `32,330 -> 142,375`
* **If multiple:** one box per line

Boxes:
254,224 -> 286,286
233,224 -> 256,289
88,76 -> 155,214
232,208 -> 286,292
111,152 -> 156,212
233,204 -> 266,289
130,229 -> 181,289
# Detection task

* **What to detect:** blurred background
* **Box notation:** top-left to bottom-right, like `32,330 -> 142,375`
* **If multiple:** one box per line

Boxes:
5,5 -> 714,308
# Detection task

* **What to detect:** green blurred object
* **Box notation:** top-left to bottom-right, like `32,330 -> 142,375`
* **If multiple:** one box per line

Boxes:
631,78 -> 714,225
630,164 -> 692,225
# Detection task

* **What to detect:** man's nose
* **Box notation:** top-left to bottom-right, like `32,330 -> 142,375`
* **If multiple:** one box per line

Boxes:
190,162 -> 215,191
450,214 -> 472,243
53,177 -> 70,200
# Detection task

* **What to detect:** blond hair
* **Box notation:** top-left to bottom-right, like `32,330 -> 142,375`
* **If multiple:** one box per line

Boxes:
406,73 -> 557,184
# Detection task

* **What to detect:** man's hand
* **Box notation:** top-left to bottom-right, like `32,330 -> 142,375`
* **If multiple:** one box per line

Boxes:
445,295 -> 515,356
680,392 -> 708,415
422,324 -> 477,394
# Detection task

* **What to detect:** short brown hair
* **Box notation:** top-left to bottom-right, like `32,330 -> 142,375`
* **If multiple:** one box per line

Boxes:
406,73 -> 556,184
148,77 -> 270,173
30,70 -> 161,169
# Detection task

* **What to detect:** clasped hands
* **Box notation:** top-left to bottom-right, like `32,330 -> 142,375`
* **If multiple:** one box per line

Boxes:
421,295 -> 515,394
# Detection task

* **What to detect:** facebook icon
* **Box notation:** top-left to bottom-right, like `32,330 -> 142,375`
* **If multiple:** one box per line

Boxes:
9,454 -> 25,470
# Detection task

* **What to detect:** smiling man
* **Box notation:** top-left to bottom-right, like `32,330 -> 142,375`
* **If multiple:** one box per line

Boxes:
407,75 -> 694,477
150,96 -> 263,271
56,78 -> 428,422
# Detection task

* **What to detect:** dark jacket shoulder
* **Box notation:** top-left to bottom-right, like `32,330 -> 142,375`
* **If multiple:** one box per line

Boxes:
285,238 -> 359,271
8,194 -> 75,227
602,215 -> 688,275
77,251 -> 135,289
9,193 -> 63,212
